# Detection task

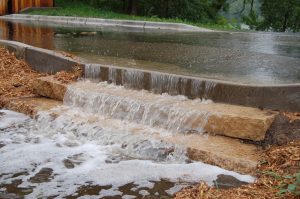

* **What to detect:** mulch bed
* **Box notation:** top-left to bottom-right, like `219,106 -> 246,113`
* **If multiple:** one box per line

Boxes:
53,65 -> 83,84
0,46 -> 81,113
174,140 -> 300,199
0,47 -> 44,100
0,46 -> 45,112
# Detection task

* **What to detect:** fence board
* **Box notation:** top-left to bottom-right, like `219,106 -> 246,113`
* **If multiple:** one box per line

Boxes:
0,0 -> 53,15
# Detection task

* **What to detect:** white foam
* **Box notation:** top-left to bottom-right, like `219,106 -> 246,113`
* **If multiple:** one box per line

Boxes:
0,110 -> 29,129
0,107 -> 255,198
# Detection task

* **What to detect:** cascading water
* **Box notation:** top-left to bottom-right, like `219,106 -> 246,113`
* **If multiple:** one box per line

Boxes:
0,79 -> 253,198
84,64 -> 217,100
64,82 -> 212,134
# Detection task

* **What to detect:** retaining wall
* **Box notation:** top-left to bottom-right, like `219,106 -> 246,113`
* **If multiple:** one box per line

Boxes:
0,39 -> 80,73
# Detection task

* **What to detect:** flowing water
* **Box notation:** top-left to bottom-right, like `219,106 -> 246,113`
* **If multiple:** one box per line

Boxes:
1,18 -> 297,198
0,82 -> 255,198
0,20 -> 300,84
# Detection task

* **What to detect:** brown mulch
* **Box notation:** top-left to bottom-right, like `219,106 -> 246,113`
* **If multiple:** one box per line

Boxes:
0,46 -> 45,107
174,140 -> 300,199
53,65 -> 83,84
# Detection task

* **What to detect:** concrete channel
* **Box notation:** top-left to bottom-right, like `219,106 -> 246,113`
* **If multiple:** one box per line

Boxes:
0,39 -> 299,112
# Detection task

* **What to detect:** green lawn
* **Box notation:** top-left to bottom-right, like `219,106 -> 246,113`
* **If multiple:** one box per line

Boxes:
25,1 -> 240,31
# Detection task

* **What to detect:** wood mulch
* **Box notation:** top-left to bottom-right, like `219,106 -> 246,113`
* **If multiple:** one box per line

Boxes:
0,46 -> 81,113
174,140 -> 300,199
53,65 -> 83,84
0,47 -> 44,99
0,46 -> 45,111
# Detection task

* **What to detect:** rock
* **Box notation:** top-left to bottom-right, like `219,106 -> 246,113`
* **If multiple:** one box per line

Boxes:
13,83 -> 22,88
79,32 -> 97,36
28,168 -> 53,183
213,174 -> 249,189
63,159 -> 75,169
33,76 -> 67,101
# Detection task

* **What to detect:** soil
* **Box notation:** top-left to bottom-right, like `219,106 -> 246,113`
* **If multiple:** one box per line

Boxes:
263,113 -> 300,146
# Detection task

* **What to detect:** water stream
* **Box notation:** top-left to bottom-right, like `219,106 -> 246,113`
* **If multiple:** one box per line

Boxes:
0,82 -> 254,198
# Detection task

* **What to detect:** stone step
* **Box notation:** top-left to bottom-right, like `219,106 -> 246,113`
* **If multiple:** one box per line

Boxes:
153,132 -> 260,174
1,94 -> 260,174
33,76 -> 278,141
1,97 -> 62,117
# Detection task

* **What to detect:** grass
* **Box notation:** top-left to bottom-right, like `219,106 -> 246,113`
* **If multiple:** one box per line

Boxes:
25,1 -> 240,31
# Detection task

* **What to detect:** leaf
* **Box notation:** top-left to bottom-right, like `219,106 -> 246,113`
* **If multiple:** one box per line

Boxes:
277,188 -> 287,195
284,175 -> 293,179
287,184 -> 297,192
296,173 -> 300,184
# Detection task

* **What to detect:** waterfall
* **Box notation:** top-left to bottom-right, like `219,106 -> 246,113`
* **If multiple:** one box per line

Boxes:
64,82 -> 212,134
84,64 -> 218,100
84,64 -> 101,82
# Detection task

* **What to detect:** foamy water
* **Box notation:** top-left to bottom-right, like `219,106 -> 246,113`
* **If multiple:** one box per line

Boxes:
0,82 -> 255,198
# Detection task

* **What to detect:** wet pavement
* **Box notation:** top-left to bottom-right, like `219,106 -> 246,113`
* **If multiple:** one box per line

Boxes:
0,20 -> 299,85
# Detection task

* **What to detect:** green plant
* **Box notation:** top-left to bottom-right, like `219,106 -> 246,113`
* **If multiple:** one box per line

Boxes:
277,173 -> 300,196
263,171 -> 300,196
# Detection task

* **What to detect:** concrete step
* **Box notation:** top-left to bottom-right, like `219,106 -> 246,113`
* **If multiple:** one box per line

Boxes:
33,76 -> 278,141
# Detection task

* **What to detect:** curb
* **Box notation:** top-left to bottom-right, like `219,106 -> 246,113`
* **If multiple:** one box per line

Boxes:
0,14 -> 213,32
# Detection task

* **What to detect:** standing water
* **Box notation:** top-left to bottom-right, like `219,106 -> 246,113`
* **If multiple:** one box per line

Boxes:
0,20 -> 299,84
0,81 -> 255,198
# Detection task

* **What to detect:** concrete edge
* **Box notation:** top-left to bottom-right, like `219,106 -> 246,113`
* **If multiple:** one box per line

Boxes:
0,39 -> 84,74
1,40 -> 299,112
85,63 -> 300,112
0,14 -> 213,32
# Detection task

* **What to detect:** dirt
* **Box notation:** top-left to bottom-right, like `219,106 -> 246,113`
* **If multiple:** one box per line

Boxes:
263,113 -> 300,146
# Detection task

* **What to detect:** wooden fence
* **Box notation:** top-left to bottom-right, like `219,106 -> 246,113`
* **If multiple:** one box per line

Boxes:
0,0 -> 54,15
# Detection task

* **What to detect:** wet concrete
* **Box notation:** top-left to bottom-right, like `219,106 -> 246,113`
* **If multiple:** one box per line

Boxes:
0,19 -> 299,85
